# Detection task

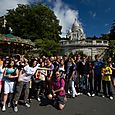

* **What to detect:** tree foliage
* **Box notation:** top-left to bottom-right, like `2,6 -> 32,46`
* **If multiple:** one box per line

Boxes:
107,20 -> 115,56
100,34 -> 109,40
35,38 -> 60,56
6,4 -> 61,42
2,3 -> 62,56
109,20 -> 115,40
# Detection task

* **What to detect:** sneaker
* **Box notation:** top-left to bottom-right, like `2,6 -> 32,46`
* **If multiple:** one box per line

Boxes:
25,103 -> 30,108
14,106 -> 18,112
8,102 -> 11,108
87,92 -> 91,97
37,97 -> 41,102
80,93 -> 83,95
68,90 -> 71,94
102,95 -> 105,98
110,96 -> 114,100
29,99 -> 32,103
76,93 -> 81,96
92,93 -> 95,97
72,95 -> 75,98
2,105 -> 6,112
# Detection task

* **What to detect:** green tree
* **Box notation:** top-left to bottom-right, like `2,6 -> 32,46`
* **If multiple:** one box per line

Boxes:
109,20 -> 115,40
6,4 -> 61,42
100,34 -> 109,40
3,3 -> 62,56
109,40 -> 115,57
35,38 -> 60,56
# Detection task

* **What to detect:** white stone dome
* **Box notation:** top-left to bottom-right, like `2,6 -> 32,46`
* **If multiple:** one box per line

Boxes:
71,19 -> 79,32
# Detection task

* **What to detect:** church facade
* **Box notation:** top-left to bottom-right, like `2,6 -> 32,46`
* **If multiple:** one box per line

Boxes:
60,19 -> 109,60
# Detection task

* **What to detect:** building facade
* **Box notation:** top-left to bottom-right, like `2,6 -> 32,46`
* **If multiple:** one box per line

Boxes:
60,19 -> 109,60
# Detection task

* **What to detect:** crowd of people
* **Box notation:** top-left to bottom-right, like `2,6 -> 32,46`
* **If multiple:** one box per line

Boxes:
0,54 -> 115,112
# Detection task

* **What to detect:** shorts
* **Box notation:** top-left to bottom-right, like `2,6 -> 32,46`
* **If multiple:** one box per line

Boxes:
4,81 -> 15,94
57,95 -> 66,105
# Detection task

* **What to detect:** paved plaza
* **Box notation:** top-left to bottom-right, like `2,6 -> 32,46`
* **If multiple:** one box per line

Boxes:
0,91 -> 115,115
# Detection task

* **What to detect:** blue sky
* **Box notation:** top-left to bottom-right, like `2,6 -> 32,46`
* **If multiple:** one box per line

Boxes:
66,0 -> 115,37
0,0 -> 115,37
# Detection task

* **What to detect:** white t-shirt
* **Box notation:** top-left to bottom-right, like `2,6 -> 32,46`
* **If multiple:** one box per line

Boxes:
39,69 -> 47,81
19,64 -> 40,82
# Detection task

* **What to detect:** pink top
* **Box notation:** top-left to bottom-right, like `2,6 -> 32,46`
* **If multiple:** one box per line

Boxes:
52,77 -> 65,96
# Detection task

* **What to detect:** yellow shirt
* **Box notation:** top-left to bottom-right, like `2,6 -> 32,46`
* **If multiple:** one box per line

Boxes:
101,66 -> 112,81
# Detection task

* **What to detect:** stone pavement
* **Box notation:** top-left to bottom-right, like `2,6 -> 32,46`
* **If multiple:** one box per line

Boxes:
0,92 -> 115,115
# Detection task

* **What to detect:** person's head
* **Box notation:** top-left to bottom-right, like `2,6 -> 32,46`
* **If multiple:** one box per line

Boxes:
82,56 -> 87,62
68,57 -> 72,62
7,60 -> 15,68
70,58 -> 75,64
39,58 -> 43,63
23,58 -> 28,66
40,61 -> 45,67
107,57 -> 112,63
77,54 -> 81,60
0,60 -> 3,68
63,55 -> 68,61
102,62 -> 108,68
87,56 -> 92,62
73,55 -> 77,61
46,59 -> 51,66
29,59 -> 37,67
55,71 -> 60,78
60,59 -> 64,66
50,56 -> 54,62
33,60 -> 38,67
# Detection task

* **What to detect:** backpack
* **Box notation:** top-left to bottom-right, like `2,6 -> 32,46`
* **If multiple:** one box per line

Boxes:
60,77 -> 66,92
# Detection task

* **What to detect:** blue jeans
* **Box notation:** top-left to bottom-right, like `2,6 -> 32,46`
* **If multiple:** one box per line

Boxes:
79,74 -> 88,93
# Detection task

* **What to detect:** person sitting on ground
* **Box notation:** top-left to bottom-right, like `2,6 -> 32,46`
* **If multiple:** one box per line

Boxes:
48,71 -> 66,110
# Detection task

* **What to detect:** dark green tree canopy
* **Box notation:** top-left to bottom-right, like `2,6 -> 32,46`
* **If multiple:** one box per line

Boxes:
109,20 -> 115,40
100,34 -> 109,40
1,3 -> 62,56
5,4 -> 62,42
35,38 -> 60,56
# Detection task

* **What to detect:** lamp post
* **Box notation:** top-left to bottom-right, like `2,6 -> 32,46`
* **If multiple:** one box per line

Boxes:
21,44 -> 24,55
2,16 -> 7,28
8,42 -> 11,56
9,27 -> 13,33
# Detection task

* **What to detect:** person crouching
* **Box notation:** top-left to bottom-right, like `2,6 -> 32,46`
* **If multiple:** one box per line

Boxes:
47,71 -> 66,110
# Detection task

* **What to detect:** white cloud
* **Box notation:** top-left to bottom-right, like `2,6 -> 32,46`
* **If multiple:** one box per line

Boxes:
0,0 -> 28,16
0,0 -> 81,38
92,12 -> 96,18
89,11 -> 96,18
104,23 -> 109,27
105,8 -> 111,13
52,0 -> 80,37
